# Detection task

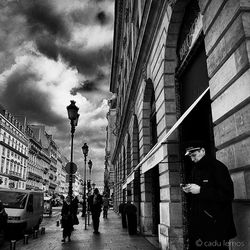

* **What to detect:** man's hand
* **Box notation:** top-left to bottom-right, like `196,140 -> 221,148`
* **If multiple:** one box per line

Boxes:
182,184 -> 200,194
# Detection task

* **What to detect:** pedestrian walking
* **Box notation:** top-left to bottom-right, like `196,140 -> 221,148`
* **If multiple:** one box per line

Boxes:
61,196 -> 73,242
118,202 -> 127,228
72,196 -> 79,227
89,188 -> 103,234
124,199 -> 137,235
102,194 -> 109,219
0,200 -> 8,247
182,141 -> 236,249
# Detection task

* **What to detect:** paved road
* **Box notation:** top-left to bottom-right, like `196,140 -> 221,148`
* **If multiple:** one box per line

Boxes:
2,208 -> 159,250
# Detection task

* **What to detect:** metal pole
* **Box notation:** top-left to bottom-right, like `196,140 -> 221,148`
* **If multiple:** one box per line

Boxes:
84,154 -> 87,229
88,164 -> 91,225
68,123 -> 74,202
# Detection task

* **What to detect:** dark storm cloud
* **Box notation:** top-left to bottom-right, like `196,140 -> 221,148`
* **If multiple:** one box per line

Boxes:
70,80 -> 99,96
59,45 -> 112,76
1,67 -> 64,126
23,0 -> 70,40
70,6 -> 112,26
70,71 -> 106,95
34,35 -> 112,77
96,11 -> 110,25
35,35 -> 59,60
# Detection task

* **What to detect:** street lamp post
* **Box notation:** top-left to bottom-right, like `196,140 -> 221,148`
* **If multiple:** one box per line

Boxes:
81,143 -> 88,229
66,100 -> 79,202
88,159 -> 93,190
87,159 -> 92,225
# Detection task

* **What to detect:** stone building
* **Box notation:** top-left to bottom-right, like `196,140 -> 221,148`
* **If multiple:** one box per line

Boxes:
108,0 -> 250,249
26,124 -> 43,190
0,107 -> 28,190
104,107 -> 116,198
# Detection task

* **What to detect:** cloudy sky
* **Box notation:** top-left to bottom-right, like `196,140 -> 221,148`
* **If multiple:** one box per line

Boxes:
0,0 -> 114,185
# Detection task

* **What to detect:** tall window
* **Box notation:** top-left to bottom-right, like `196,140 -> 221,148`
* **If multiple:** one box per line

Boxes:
10,160 -> 13,171
1,157 -> 5,173
6,160 -> 9,174
150,93 -> 157,148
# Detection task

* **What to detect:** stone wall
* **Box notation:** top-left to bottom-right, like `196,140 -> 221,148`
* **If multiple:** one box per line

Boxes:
201,0 -> 250,248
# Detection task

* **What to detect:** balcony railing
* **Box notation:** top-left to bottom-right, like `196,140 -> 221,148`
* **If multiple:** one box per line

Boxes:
9,170 -> 22,179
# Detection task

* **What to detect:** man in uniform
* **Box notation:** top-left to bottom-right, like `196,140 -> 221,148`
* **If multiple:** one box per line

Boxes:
182,141 -> 236,249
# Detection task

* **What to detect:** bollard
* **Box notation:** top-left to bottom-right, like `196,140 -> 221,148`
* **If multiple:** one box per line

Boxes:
56,220 -> 60,227
10,240 -> 16,250
33,230 -> 38,239
23,234 -> 29,244
41,227 -> 45,235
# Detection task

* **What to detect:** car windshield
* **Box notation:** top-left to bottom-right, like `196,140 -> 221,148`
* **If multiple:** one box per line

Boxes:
0,191 -> 28,209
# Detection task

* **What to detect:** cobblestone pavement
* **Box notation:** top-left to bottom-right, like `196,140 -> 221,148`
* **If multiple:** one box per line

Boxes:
2,209 -> 159,250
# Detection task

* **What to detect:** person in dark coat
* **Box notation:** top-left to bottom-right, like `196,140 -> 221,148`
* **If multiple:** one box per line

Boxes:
61,196 -> 73,242
102,194 -> 109,219
118,202 -> 127,228
88,188 -> 103,234
124,199 -> 137,235
182,141 -> 236,249
0,201 -> 8,247
71,196 -> 79,227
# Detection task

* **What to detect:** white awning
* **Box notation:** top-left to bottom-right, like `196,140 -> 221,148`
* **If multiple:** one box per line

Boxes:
125,86 -> 209,182
122,182 -> 127,190
122,172 -> 135,187
140,87 -> 210,174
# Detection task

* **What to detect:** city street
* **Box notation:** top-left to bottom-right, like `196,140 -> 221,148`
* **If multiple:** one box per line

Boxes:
2,207 -> 159,250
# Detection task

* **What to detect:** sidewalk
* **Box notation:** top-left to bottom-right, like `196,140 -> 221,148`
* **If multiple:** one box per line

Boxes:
4,209 -> 159,250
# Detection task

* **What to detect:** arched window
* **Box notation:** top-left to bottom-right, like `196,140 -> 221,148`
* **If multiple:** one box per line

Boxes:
150,92 -> 157,148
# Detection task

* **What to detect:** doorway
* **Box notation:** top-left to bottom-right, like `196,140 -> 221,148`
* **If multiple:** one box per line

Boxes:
177,39 -> 215,247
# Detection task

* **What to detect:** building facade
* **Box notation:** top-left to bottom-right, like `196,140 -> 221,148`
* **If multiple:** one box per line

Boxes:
0,105 -> 70,196
108,0 -> 250,249
26,124 -> 43,190
0,107 -> 28,190
105,107 -> 117,200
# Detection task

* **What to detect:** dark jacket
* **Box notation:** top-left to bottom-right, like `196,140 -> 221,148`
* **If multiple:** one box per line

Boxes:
71,197 -> 79,215
187,155 -> 236,241
88,194 -> 103,214
61,201 -> 73,229
0,209 -> 8,231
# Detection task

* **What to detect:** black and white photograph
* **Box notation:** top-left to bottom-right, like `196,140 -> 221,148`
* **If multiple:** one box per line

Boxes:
0,0 -> 249,249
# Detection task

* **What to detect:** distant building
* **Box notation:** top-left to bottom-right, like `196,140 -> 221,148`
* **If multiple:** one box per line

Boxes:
0,106 -> 28,190
61,156 -> 69,196
26,124 -> 43,191
0,104 -> 69,196
104,107 -> 116,198
56,150 -> 67,196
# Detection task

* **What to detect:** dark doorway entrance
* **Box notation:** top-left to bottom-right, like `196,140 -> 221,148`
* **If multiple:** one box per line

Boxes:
177,39 -> 215,247
179,40 -> 215,160
151,166 -> 160,235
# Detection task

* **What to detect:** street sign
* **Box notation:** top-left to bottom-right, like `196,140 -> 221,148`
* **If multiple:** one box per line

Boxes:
66,174 -> 76,183
65,162 -> 77,174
